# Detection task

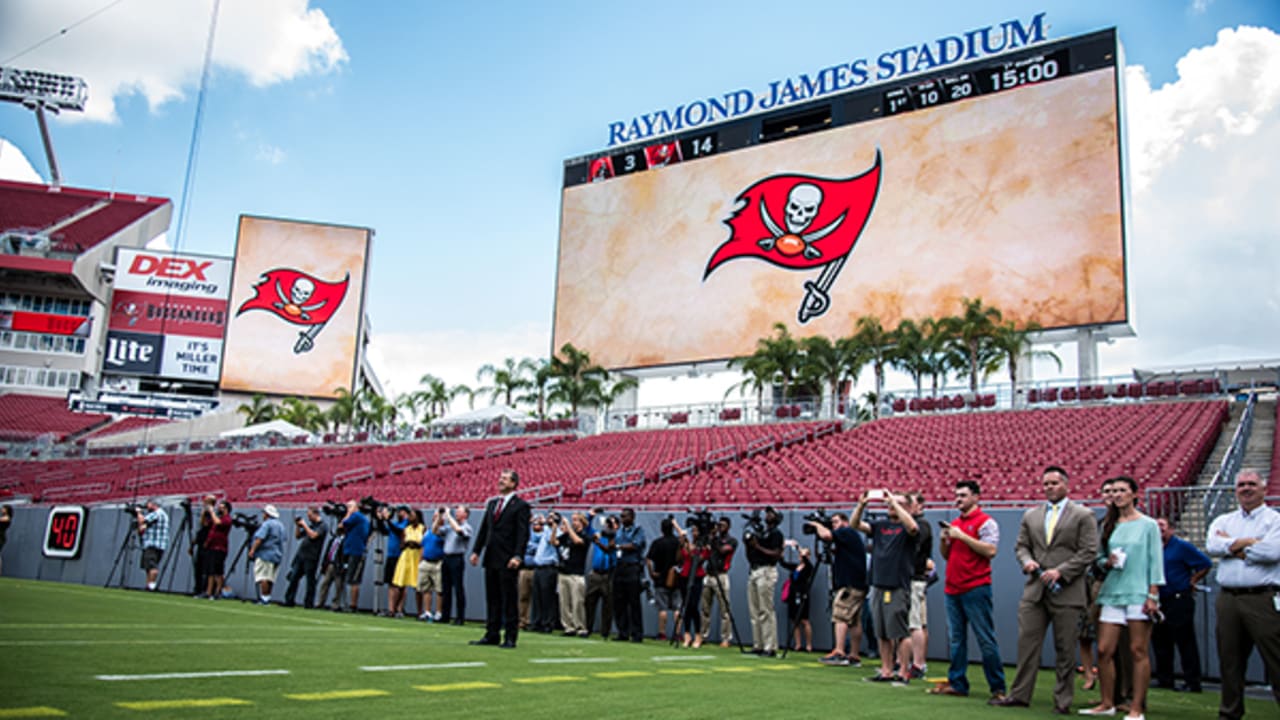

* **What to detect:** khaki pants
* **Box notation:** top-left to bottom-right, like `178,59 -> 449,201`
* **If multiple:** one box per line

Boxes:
518,568 -> 535,629
558,573 -> 586,634
1009,595 -> 1087,709
701,573 -> 733,642
748,565 -> 779,652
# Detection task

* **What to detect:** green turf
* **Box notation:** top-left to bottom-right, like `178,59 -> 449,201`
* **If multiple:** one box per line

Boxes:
0,578 -> 1262,719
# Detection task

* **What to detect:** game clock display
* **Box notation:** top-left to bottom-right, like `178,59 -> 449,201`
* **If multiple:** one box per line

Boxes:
883,47 -> 1072,116
43,505 -> 87,559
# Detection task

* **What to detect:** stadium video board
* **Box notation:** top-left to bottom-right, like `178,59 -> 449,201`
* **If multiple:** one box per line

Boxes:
220,215 -> 371,400
554,29 -> 1127,370
104,248 -> 232,382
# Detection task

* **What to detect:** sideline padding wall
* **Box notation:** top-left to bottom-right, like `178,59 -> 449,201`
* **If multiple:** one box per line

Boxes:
0,504 -> 1256,681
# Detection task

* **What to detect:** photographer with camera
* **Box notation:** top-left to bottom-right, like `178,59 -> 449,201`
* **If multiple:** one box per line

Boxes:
247,505 -> 286,605
439,506 -> 472,625
381,505 -> 410,617
853,488 -> 920,683
807,511 -> 868,666
744,507 -> 785,656
646,517 -> 683,641
552,512 -> 590,636
190,495 -> 216,596
283,506 -> 328,608
199,500 -> 233,600
135,499 -> 169,591
611,508 -> 648,642
414,508 -> 448,621
674,517 -> 711,648
780,542 -> 817,652
584,510 -> 617,639
701,516 -> 738,647
529,511 -> 563,633
339,499 -> 372,612
316,518 -> 346,610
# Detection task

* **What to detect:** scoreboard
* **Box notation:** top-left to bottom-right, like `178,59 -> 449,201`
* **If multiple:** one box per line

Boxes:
556,29 -> 1128,370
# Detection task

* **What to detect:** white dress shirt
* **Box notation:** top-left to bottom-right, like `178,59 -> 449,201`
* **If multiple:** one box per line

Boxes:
1205,504 -> 1280,588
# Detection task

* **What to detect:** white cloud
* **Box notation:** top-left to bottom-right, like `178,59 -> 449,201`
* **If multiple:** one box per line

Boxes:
0,0 -> 348,122
0,139 -> 43,183
1115,25 -> 1280,371
255,143 -> 286,165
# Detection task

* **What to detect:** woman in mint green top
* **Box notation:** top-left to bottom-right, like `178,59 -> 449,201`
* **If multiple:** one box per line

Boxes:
1081,477 -> 1165,719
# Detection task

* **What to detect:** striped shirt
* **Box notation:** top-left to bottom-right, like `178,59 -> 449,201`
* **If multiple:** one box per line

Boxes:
141,509 -> 169,551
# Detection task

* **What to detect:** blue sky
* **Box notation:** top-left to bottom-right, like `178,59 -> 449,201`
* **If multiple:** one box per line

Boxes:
1,0 -> 1278,404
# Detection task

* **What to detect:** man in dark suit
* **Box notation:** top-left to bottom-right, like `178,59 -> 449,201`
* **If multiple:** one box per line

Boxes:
992,466 -> 1099,714
469,469 -> 531,648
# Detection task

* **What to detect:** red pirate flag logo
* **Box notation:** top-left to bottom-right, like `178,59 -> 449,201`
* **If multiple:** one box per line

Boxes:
236,268 -> 349,354
704,150 -> 882,323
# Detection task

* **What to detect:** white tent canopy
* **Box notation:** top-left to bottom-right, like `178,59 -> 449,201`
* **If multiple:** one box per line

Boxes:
429,404 -> 534,426
221,419 -> 312,438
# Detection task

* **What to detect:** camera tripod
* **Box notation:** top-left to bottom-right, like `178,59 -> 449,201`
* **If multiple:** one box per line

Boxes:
156,504 -> 194,594
226,527 -> 257,602
670,537 -> 747,654
105,523 -> 138,589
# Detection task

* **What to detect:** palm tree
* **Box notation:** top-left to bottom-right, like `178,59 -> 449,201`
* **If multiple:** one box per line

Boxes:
800,335 -> 865,417
327,387 -> 361,436
596,374 -> 640,426
277,396 -> 325,433
758,323 -> 803,402
726,352 -> 775,413
549,343 -> 607,417
360,393 -> 397,438
451,383 -> 478,411
851,315 -> 895,417
418,374 -> 454,419
989,320 -> 1061,407
516,358 -> 555,420
237,394 -> 276,425
394,392 -> 424,428
890,319 -> 930,398
919,316 -> 955,397
945,297 -> 1004,393
476,358 -> 534,407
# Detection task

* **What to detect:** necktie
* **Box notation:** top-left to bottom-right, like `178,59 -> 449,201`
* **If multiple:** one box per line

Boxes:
1046,504 -> 1060,543
494,497 -> 504,519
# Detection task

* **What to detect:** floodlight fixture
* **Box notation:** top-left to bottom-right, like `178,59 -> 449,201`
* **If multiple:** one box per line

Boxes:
0,67 -> 87,111
0,66 -> 88,188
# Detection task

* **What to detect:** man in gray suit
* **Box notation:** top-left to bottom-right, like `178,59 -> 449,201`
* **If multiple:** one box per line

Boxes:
992,466 -> 1099,714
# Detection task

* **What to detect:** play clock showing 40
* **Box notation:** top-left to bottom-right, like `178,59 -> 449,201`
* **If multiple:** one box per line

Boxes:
43,505 -> 87,559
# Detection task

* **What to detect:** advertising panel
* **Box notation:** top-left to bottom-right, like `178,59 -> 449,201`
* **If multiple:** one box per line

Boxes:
555,60 -> 1124,370
220,216 -> 371,399
103,249 -> 232,382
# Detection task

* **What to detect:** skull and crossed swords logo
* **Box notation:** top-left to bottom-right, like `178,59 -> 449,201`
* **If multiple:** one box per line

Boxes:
757,183 -> 845,261
272,276 -> 326,322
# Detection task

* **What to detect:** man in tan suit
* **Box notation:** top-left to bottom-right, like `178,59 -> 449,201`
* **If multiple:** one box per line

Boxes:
992,466 -> 1099,714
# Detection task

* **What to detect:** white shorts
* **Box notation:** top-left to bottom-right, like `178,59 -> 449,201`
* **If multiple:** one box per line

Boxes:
253,558 -> 279,583
1099,603 -> 1148,625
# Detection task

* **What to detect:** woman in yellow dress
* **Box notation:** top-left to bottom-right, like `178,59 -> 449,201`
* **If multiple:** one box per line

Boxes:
393,509 -> 425,617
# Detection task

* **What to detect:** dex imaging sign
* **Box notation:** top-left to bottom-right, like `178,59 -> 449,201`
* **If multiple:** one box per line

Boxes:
103,248 -> 231,382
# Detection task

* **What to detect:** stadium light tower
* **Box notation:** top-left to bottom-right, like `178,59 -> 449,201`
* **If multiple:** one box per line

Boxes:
0,66 -> 88,188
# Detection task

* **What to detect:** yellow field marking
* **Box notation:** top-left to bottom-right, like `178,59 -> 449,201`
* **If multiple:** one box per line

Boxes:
591,671 -> 652,679
0,708 -> 66,718
757,665 -> 798,671
512,676 -> 585,684
414,682 -> 502,693
656,668 -> 708,675
115,698 -> 251,711
713,666 -> 756,673
285,690 -> 391,701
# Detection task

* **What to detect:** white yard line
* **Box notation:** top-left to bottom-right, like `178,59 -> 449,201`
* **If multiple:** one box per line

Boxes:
527,657 -> 619,664
650,655 -> 718,662
360,662 -> 487,672
97,669 -> 290,681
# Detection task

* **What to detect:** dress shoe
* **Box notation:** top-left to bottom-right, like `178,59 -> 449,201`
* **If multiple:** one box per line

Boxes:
927,684 -> 967,696
989,696 -> 1029,707
499,640 -> 517,649
469,637 -> 499,646
1053,707 -> 1070,715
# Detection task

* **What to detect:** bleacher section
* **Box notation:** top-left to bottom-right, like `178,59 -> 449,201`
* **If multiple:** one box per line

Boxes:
0,180 -> 168,255
0,401 -> 1233,509
0,394 -> 110,443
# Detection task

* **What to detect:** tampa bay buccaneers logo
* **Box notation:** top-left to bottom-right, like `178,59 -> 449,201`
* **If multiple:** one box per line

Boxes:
236,268 -> 349,354
704,150 -> 882,323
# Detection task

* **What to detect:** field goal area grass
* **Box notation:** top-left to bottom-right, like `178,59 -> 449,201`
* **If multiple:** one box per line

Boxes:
0,578 -> 1257,719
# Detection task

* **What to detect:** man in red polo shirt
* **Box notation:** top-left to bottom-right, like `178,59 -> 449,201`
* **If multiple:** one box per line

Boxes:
932,480 -> 1007,702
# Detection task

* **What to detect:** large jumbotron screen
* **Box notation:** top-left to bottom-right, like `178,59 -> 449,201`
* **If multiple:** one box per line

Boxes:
554,29 -> 1127,370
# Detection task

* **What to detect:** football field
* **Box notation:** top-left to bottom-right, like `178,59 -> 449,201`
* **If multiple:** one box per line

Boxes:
0,578 -> 1257,719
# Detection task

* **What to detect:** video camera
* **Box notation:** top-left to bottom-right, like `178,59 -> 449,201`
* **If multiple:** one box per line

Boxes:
122,503 -> 146,515
686,508 -> 716,540
358,495 -> 386,514
322,500 -> 347,518
232,512 -> 261,532
802,508 -> 833,535
741,509 -> 766,543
